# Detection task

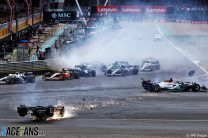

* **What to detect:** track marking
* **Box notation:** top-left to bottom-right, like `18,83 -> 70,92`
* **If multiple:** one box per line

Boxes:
156,25 -> 208,75
1,118 -> 208,122
0,84 -> 139,94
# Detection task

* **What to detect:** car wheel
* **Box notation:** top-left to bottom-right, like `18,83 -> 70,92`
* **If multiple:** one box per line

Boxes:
17,106 -> 28,117
6,79 -> 13,84
31,77 -> 35,83
91,70 -> 96,77
153,85 -> 160,92
192,84 -> 200,92
132,69 -> 139,75
122,70 -> 127,76
74,73 -> 80,79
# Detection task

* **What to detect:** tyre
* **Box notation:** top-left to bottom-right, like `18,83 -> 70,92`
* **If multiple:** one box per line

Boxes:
42,75 -> 45,79
17,106 -> 28,117
6,79 -> 13,84
132,69 -> 139,75
183,86 -> 190,91
27,76 -> 35,83
46,106 -> 54,117
73,73 -> 80,79
192,84 -> 200,92
31,77 -> 35,83
153,85 -> 160,92
122,70 -> 127,76
91,70 -> 96,77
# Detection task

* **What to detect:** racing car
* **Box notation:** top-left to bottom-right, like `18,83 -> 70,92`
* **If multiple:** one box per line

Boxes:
154,34 -> 162,41
80,63 -> 107,72
142,78 -> 207,92
0,72 -> 35,84
17,105 -> 65,121
42,68 -> 80,80
75,65 -> 96,77
105,61 -> 139,76
140,57 -> 160,71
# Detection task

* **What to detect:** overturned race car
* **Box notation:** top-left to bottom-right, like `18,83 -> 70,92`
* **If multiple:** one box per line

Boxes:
0,72 -> 35,84
142,78 -> 207,92
17,105 -> 65,121
105,61 -> 139,76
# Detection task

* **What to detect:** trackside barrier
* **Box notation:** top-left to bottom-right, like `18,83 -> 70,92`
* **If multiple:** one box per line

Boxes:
0,60 -> 55,74
143,19 -> 208,24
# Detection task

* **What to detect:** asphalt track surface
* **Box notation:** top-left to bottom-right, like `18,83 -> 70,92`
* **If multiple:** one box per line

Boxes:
1,22 -> 208,138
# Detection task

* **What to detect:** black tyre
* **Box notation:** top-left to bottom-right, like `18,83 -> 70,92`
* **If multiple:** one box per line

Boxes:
122,70 -> 128,76
132,69 -> 139,75
91,70 -> 96,77
192,84 -> 200,92
27,76 -> 35,83
74,73 -> 80,79
6,79 -> 14,84
17,106 -> 28,117
31,77 -> 35,83
46,107 -> 54,117
153,85 -> 160,92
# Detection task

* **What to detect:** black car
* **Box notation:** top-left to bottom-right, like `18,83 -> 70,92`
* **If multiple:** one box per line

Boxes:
17,105 -> 65,121
75,65 -> 96,77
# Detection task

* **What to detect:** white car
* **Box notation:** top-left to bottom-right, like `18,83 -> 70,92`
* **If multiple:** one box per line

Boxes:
154,34 -> 162,41
140,57 -> 160,72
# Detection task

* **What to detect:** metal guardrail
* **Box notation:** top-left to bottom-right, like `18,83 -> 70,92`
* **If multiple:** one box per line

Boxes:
0,60 -> 54,74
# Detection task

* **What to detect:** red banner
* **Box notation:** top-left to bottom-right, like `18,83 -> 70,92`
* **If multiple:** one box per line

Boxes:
96,6 -> 119,14
121,6 -> 143,14
145,6 -> 167,13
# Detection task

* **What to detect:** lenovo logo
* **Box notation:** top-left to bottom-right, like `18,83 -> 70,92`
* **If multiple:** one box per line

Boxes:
146,7 -> 167,13
96,6 -> 118,13
121,6 -> 142,13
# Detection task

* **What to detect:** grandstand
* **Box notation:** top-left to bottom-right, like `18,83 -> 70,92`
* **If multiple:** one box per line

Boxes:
0,0 -> 48,63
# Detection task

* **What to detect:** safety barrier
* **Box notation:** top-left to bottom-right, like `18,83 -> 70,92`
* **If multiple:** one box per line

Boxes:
143,19 -> 208,24
0,60 -> 55,74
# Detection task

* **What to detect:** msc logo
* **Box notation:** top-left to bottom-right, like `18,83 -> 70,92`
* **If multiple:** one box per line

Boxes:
51,13 -> 57,19
51,12 -> 72,19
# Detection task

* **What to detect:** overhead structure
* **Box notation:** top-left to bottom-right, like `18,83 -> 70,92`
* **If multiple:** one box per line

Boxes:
75,0 -> 87,26
104,0 -> 109,6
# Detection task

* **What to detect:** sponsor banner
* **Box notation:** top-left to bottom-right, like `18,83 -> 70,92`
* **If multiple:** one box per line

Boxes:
145,6 -> 167,13
121,6 -> 143,14
0,23 -> 9,39
96,6 -> 119,14
43,11 -> 77,22
95,6 -> 169,14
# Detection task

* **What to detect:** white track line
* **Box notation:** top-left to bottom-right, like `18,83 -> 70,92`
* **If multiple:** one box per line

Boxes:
1,118 -> 208,122
156,25 -> 208,76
